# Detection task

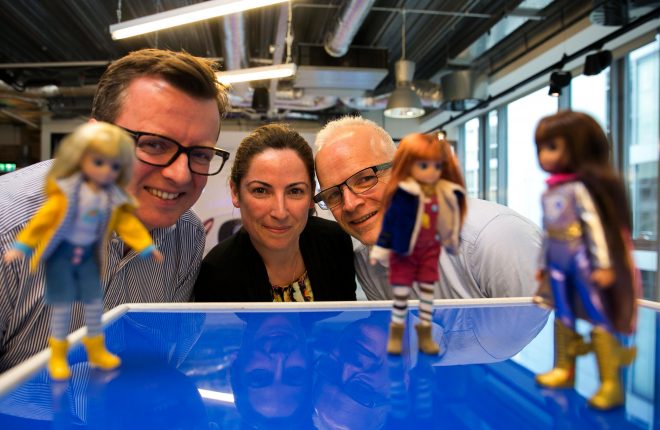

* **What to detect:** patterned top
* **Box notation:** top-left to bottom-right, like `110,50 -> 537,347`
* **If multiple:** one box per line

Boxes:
272,271 -> 314,302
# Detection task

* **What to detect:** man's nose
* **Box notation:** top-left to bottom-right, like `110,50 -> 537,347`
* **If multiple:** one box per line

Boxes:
160,152 -> 193,184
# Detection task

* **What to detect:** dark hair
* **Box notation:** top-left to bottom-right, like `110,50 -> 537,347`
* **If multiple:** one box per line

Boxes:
91,48 -> 229,123
535,110 -> 610,173
535,110 -> 637,333
231,124 -> 315,190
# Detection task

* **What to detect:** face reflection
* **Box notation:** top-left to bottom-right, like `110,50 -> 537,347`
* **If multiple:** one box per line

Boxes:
313,319 -> 389,429
238,315 -> 311,419
315,126 -> 393,246
231,148 -> 313,256
114,76 -> 220,230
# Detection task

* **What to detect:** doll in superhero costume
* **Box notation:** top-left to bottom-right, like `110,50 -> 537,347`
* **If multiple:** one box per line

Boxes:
3,122 -> 162,380
370,133 -> 466,355
534,110 -> 638,409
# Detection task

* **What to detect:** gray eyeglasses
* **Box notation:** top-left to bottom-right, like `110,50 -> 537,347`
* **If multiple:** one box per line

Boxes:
314,162 -> 392,210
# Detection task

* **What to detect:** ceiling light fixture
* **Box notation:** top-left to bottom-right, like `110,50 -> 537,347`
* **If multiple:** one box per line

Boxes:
216,63 -> 296,85
583,50 -> 612,76
384,11 -> 425,119
548,70 -> 571,97
110,0 -> 289,40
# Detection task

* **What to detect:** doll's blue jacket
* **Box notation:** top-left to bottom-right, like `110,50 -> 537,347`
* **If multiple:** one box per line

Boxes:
375,178 -> 466,256
14,172 -> 155,272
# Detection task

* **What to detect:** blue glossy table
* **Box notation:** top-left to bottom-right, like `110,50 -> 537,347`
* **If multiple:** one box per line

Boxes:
0,299 -> 657,429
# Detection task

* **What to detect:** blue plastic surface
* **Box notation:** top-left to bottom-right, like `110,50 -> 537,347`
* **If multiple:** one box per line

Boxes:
0,303 -> 656,429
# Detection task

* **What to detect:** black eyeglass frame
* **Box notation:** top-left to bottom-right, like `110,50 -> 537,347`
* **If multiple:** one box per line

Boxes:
313,162 -> 392,210
119,126 -> 230,176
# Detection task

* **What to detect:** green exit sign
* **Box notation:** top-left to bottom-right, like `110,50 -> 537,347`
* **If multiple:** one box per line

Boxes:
0,163 -> 16,173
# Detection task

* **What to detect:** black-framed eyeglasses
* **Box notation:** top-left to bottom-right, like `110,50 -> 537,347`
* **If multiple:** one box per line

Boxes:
313,162 -> 392,210
119,127 -> 230,176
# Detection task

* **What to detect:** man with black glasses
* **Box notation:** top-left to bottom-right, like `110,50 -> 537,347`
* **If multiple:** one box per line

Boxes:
0,49 -> 230,371
314,116 -> 541,300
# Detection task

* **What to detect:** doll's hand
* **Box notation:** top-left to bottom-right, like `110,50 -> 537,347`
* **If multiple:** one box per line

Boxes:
369,246 -> 390,267
535,269 -> 545,283
151,249 -> 164,263
591,268 -> 615,289
3,248 -> 25,264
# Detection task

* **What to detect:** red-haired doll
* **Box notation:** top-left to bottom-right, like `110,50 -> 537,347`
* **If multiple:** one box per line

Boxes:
370,133 -> 466,355
534,110 -> 638,409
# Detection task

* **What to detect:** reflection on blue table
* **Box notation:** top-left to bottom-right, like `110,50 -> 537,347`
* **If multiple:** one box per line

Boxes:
0,303 -> 656,429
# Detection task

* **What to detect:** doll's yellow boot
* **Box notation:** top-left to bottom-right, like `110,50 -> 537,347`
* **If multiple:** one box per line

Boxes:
588,327 -> 636,410
536,320 -> 590,388
387,322 -> 405,355
82,335 -> 121,370
48,337 -> 71,380
415,324 -> 440,355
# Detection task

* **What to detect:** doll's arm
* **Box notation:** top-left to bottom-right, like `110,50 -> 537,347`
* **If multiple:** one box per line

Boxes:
575,183 -> 615,288
6,195 -> 64,261
114,208 -> 161,260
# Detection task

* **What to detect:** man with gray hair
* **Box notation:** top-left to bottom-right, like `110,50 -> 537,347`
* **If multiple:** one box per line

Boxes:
314,116 -> 541,300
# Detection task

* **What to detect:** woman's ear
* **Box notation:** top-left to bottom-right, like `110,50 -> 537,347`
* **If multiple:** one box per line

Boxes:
230,181 -> 240,208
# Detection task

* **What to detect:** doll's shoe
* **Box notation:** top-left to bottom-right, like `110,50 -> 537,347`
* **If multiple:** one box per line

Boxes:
415,324 -> 440,355
387,322 -> 405,355
82,335 -> 121,370
48,337 -> 71,380
588,327 -> 636,410
536,320 -> 588,388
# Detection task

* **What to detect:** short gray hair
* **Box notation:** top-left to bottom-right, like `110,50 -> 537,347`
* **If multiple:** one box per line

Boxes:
315,116 -> 395,154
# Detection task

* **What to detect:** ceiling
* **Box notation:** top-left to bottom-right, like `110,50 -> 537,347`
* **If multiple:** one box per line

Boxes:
0,0 -> 612,128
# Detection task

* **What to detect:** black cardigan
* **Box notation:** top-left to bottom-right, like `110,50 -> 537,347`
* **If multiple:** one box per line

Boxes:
194,216 -> 357,302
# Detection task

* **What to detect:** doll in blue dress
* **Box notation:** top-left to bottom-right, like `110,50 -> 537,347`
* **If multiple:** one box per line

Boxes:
533,110 -> 638,409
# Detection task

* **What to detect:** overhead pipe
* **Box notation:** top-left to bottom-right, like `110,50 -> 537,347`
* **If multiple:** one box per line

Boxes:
324,0 -> 376,57
221,13 -> 250,97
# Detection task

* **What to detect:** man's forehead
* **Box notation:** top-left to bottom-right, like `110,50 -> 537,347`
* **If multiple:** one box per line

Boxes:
328,126 -> 384,154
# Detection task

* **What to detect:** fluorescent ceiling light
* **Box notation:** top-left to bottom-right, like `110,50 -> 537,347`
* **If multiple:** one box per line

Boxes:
110,0 -> 289,40
198,389 -> 235,404
216,63 -> 297,85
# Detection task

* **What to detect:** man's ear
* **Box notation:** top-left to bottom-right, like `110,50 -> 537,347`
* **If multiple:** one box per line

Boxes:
230,182 -> 240,208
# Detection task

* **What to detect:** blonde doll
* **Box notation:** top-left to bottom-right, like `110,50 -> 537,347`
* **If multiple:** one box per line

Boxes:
370,133 -> 466,355
4,122 -> 162,379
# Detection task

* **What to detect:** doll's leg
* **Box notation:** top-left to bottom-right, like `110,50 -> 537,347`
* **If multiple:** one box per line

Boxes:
415,283 -> 439,354
78,252 -> 120,370
48,304 -> 72,380
573,252 -> 635,409
536,265 -> 587,388
388,285 -> 411,354
82,299 -> 121,370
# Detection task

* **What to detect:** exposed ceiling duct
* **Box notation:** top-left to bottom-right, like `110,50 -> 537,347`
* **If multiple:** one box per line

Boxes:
221,13 -> 250,98
323,0 -> 376,58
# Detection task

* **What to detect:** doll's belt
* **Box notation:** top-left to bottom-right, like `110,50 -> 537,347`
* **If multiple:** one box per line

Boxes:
546,222 -> 582,241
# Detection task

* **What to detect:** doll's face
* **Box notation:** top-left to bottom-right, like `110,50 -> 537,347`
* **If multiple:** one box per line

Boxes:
410,159 -> 443,185
81,150 -> 122,187
538,137 -> 569,173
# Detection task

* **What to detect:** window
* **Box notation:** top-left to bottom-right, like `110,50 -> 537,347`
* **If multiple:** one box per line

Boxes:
463,117 -> 480,198
506,87 -> 558,226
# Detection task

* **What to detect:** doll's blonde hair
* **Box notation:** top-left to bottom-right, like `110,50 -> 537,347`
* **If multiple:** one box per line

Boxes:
48,122 -> 135,187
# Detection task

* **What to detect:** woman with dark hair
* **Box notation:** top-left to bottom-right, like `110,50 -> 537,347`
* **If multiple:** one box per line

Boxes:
194,124 -> 356,302
533,110 -> 639,410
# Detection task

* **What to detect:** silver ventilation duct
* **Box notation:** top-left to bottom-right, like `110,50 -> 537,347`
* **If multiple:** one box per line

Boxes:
221,13 -> 250,97
324,0 -> 376,57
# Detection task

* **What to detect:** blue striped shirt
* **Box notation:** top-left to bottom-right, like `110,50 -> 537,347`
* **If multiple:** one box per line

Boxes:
0,161 -> 205,372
